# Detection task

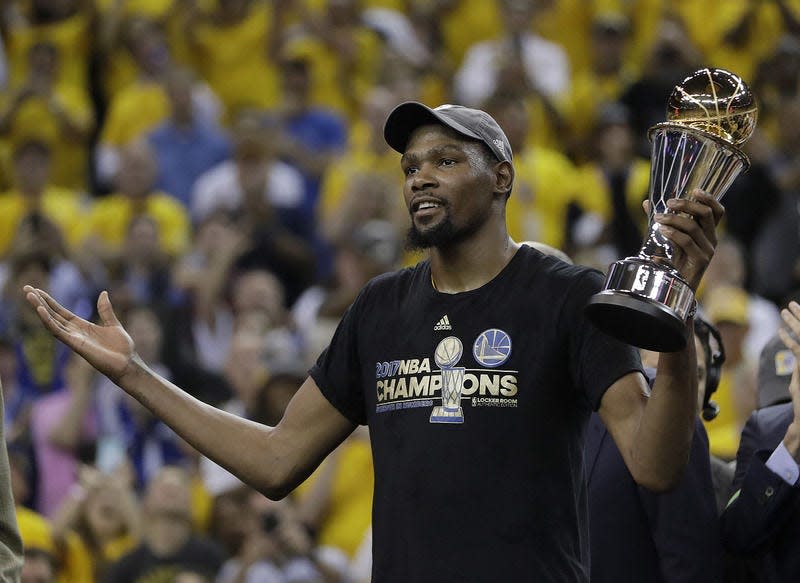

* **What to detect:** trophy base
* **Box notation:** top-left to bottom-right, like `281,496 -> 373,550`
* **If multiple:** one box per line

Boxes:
585,258 -> 695,353
430,406 -> 464,424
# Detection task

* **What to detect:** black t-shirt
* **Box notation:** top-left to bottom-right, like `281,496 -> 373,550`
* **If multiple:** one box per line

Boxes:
103,536 -> 225,583
310,245 -> 643,582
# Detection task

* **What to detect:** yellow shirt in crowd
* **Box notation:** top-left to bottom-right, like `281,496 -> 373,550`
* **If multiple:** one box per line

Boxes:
0,187 -> 84,258
82,192 -> 190,257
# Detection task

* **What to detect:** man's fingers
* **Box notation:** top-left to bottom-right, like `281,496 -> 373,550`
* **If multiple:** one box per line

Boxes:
36,288 -> 76,323
97,291 -> 121,327
781,302 -> 800,343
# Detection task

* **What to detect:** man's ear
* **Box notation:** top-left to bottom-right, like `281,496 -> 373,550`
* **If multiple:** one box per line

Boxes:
494,160 -> 514,198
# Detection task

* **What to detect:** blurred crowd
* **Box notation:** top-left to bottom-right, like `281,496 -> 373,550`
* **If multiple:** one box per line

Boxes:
2,0 -> 800,581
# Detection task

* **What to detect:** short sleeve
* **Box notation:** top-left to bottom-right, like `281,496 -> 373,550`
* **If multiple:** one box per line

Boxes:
564,269 -> 644,410
309,292 -> 368,425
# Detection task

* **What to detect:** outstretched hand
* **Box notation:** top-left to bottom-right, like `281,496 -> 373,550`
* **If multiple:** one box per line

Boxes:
23,286 -> 137,383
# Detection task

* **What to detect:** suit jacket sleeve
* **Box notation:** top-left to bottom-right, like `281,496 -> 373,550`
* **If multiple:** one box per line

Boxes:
0,388 -> 22,582
720,407 -> 800,554
638,422 -> 724,582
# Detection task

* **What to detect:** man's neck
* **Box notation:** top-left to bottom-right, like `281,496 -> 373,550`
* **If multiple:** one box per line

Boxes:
429,229 -> 519,294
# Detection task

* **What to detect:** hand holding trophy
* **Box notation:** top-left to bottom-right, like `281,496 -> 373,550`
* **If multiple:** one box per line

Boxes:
585,68 -> 758,352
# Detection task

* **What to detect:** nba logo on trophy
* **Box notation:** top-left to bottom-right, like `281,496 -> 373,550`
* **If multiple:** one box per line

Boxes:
430,336 -> 465,424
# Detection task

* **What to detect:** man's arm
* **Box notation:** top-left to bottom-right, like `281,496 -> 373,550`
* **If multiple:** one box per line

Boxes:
720,406 -> 798,553
600,190 -> 725,491
721,301 -> 800,552
0,377 -> 23,582
599,353 -> 696,491
24,287 -> 357,499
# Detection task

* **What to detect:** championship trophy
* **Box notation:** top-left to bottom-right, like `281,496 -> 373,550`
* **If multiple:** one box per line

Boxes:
431,336 -> 465,423
585,68 -> 758,352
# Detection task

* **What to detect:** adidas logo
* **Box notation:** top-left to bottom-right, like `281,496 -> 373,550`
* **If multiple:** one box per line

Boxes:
434,315 -> 452,331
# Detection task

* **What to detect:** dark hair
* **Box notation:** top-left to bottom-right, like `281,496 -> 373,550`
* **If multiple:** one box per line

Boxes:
694,316 -> 726,421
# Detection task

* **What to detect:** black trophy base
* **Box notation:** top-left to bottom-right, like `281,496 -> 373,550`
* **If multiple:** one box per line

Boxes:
585,292 -> 689,352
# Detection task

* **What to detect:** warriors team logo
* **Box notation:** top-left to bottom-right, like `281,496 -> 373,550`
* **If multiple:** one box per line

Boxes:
430,336 -> 466,424
473,329 -> 512,367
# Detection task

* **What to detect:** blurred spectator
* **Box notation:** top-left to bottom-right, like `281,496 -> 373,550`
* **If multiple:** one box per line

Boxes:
199,322 -> 297,497
757,332 -> 797,409
752,35 -> 800,146
191,112 -> 316,303
271,52 -> 349,279
1,0 -> 95,96
13,451 -> 92,582
453,0 -> 569,150
216,489 -> 334,583
103,467 -> 224,583
294,426 -> 373,568
281,0 -> 384,119
102,214 -> 176,313
0,40 -> 94,191
317,87 -> 407,248
292,219 -> 402,366
83,140 -> 191,263
453,0 -> 570,108
0,250 -> 88,412
96,0 -> 195,101
184,0 -> 290,117
0,211 -> 94,346
484,95 -> 579,254
620,14 -> 702,158
700,236 -> 782,363
707,1 -> 800,87
750,96 -> 800,305
95,305 -> 186,491
30,353 -> 96,518
252,369 -> 306,429
570,103 -> 650,269
0,138 -> 84,259
50,466 -> 139,581
273,53 -> 348,215
561,12 -> 635,162
704,285 -> 759,460
95,17 -> 221,188
147,67 -> 231,208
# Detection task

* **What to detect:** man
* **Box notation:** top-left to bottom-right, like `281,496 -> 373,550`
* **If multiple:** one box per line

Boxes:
24,102 -> 723,581
720,302 -> 800,582
586,316 -> 725,582
0,375 -> 23,582
103,467 -> 224,583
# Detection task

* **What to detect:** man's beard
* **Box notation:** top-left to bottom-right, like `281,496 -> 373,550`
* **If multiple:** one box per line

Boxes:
404,206 -> 486,252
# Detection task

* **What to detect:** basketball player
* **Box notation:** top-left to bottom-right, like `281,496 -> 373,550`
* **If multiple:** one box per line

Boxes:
24,102 -> 724,581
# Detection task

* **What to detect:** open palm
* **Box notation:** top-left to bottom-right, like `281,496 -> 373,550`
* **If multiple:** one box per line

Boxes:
23,286 -> 137,382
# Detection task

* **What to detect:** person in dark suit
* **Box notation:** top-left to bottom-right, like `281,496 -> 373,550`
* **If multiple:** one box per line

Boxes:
720,300 -> 800,583
586,315 -> 725,582
0,374 -> 23,582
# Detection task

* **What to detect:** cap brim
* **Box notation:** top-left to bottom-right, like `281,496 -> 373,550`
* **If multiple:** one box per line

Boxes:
383,101 -> 484,154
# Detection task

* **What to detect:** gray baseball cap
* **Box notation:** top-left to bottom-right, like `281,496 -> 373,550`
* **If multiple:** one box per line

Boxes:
757,333 -> 797,408
383,102 -> 513,163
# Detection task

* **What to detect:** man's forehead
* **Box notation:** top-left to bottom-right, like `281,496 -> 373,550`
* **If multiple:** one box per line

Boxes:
402,124 -> 478,155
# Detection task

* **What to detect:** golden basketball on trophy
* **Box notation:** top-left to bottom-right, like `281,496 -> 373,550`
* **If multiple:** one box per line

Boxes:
585,68 -> 758,352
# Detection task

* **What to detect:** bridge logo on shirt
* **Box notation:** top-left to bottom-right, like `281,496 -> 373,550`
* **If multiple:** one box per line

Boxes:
374,330 -> 518,419
473,328 -> 512,367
